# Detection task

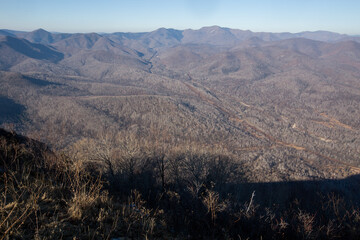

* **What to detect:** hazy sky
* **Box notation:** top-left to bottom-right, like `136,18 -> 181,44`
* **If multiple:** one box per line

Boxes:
1,0 -> 360,34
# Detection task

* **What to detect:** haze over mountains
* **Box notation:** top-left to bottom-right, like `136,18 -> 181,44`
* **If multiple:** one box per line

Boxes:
1,26 -> 360,181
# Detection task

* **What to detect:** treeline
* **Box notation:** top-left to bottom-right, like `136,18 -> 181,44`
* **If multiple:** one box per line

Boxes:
1,128 -> 360,239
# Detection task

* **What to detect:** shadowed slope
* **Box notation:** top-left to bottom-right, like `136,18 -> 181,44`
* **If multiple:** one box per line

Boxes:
0,36 -> 63,69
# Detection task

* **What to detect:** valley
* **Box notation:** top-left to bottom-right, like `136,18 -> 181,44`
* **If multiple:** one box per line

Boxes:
1,25 -> 360,239
1,26 -> 360,182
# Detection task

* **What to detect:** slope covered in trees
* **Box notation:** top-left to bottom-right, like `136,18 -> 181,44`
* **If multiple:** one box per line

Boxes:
1,128 -> 360,239
0,27 -> 360,182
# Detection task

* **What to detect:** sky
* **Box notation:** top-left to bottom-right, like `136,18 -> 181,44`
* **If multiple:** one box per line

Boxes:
0,0 -> 360,34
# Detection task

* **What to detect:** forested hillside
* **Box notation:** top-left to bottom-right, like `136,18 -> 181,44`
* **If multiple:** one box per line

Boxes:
1,128 -> 360,239
1,27 -> 360,181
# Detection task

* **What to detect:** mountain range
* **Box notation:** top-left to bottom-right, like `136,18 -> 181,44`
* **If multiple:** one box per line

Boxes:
1,26 -> 360,181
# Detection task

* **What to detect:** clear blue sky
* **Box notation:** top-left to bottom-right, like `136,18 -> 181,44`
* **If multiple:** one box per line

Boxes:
0,0 -> 359,34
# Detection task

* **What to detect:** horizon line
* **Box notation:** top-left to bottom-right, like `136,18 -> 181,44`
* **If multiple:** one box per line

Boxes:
1,26 -> 359,36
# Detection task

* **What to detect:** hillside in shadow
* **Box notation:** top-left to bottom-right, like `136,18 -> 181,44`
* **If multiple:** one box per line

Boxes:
0,96 -> 25,124
231,175 -> 360,210
1,128 -> 360,239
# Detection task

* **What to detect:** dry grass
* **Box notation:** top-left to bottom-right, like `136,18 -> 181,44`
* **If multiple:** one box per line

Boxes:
1,129 -> 360,239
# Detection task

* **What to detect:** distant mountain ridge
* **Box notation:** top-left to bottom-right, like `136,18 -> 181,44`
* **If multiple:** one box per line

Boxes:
1,26 -> 359,79
1,26 -> 359,47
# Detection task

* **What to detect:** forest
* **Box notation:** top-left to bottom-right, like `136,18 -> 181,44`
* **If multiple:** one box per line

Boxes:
1,26 -> 360,238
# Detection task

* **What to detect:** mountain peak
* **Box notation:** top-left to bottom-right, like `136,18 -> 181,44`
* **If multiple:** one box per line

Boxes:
25,28 -> 54,44
32,28 -> 49,33
200,26 -> 227,32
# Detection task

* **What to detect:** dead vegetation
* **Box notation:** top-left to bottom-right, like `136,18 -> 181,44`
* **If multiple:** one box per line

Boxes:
1,128 -> 360,239
1,28 -> 360,181
1,27 -> 360,238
